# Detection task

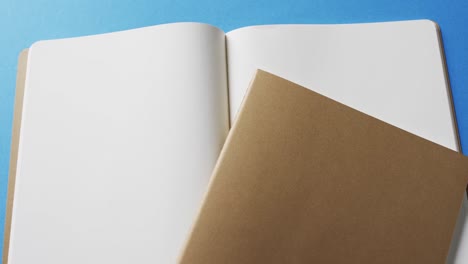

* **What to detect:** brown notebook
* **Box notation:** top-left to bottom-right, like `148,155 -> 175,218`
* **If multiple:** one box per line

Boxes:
179,70 -> 468,264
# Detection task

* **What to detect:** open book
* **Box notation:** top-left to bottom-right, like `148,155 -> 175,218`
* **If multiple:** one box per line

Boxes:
4,20 -> 466,263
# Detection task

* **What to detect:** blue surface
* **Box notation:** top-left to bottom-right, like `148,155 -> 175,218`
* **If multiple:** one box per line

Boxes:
1,0 -> 468,258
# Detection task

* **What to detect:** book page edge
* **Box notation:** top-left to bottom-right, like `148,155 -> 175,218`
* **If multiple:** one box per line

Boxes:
3,49 -> 29,264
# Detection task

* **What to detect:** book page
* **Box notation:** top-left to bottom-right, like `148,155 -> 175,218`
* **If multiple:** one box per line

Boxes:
226,20 -> 466,263
8,23 -> 228,264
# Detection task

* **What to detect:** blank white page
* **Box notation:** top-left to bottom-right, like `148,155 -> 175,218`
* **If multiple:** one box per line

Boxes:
9,23 -> 228,264
226,20 -> 457,149
226,20 -> 467,263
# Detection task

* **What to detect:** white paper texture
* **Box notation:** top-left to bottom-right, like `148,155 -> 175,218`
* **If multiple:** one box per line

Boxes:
226,20 -> 457,150
9,23 -> 228,264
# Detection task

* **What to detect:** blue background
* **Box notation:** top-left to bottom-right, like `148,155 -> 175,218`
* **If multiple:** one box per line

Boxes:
1,0 -> 468,258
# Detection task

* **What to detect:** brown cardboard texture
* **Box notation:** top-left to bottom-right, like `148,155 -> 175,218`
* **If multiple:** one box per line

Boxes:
3,49 -> 28,264
179,70 -> 468,264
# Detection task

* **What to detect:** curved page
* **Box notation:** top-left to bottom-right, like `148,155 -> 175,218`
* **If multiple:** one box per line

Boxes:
8,23 -> 228,264
226,20 -> 457,150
